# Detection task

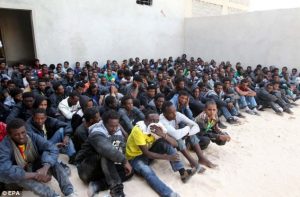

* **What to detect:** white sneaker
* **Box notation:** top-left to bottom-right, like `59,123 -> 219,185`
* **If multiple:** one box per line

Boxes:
245,109 -> 255,115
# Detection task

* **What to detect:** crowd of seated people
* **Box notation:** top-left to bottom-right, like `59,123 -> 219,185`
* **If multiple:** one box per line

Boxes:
0,55 -> 299,197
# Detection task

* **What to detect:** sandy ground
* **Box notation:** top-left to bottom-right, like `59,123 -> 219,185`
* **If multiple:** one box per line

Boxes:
22,102 -> 300,197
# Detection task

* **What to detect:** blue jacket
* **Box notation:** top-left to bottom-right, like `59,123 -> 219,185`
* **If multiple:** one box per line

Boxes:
0,132 -> 59,182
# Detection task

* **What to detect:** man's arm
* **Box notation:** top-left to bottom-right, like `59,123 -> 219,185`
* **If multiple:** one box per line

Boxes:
89,133 -> 126,164
159,116 -> 189,140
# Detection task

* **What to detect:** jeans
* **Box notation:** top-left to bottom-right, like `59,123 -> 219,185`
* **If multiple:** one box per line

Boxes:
0,162 -> 73,197
177,135 -> 199,151
239,96 -> 257,109
130,139 -> 183,197
220,106 -> 238,120
49,128 -> 76,157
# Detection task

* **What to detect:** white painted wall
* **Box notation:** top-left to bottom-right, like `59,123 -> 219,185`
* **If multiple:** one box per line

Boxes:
0,0 -> 185,66
184,8 -> 300,69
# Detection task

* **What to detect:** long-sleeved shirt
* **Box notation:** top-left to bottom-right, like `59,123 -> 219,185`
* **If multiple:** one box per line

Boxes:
58,97 -> 81,120
159,112 -> 200,140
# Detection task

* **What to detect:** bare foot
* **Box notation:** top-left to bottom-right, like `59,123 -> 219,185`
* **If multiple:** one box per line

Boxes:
199,158 -> 218,168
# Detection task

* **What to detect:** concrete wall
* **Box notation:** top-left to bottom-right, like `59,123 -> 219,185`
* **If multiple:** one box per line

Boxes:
184,8 -> 300,69
0,0 -> 185,66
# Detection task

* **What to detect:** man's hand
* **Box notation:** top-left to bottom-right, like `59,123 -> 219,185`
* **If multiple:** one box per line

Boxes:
63,136 -> 70,146
150,125 -> 164,137
227,102 -> 234,109
36,164 -> 51,182
123,160 -> 132,176
164,153 -> 181,161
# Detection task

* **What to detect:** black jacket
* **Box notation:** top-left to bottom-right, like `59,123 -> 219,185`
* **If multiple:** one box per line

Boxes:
26,116 -> 72,139
6,103 -> 32,123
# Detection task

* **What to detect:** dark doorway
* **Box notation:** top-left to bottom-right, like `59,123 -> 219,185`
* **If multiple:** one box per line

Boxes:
0,8 -> 36,65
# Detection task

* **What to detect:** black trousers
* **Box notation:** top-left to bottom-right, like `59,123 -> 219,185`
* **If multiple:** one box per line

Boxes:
77,155 -> 132,191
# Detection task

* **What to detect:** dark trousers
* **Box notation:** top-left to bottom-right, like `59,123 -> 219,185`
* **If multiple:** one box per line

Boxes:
77,154 -> 132,191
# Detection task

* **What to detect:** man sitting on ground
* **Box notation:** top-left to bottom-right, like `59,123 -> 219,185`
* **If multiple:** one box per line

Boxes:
0,119 -> 75,197
160,101 -> 216,169
76,110 -> 132,197
26,108 -> 77,164
126,110 -> 195,197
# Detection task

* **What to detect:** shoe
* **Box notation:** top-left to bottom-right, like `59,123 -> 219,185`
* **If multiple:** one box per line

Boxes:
68,155 -> 77,165
110,184 -> 125,197
284,108 -> 293,114
245,109 -> 255,115
218,121 -> 227,129
65,192 -> 78,197
170,192 -> 181,197
252,108 -> 260,116
257,105 -> 263,110
290,102 -> 298,106
276,111 -> 283,116
88,182 -> 101,197
227,118 -> 238,124
195,164 -> 206,174
237,113 -> 246,118
181,168 -> 196,183
60,161 -> 71,176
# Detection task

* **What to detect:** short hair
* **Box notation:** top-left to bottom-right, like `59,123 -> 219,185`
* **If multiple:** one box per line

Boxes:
53,82 -> 63,91
83,107 -> 99,122
22,92 -> 35,99
154,93 -> 165,101
147,84 -> 156,90
105,96 -> 116,106
33,108 -> 47,116
69,91 -> 80,98
7,118 -> 25,134
205,100 -> 217,108
162,101 -> 174,113
144,109 -> 158,120
214,82 -> 223,89
240,78 -> 248,84
178,90 -> 189,97
10,87 -> 23,98
175,77 -> 185,85
121,95 -> 133,106
222,77 -> 231,83
102,110 -> 120,124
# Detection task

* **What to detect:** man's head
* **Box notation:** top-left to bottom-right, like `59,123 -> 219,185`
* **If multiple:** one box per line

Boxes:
10,87 -> 23,103
22,92 -> 35,109
154,93 -> 165,109
205,100 -> 217,118
144,110 -> 159,126
162,101 -> 176,121
7,118 -> 28,145
53,83 -> 64,95
240,78 -> 249,88
84,107 -> 101,126
133,75 -> 143,88
223,78 -> 231,89
38,79 -> 46,91
66,70 -> 73,79
121,95 -> 133,111
175,77 -> 185,90
273,82 -> 280,90
147,85 -> 156,98
266,83 -> 273,92
105,96 -> 118,109
214,82 -> 223,95
68,91 -> 80,106
102,110 -> 120,135
32,108 -> 47,128
178,91 -> 189,106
